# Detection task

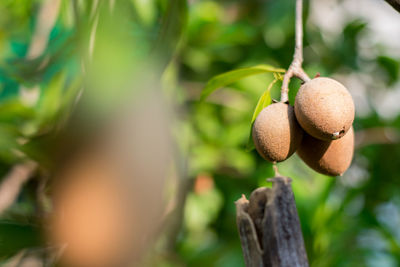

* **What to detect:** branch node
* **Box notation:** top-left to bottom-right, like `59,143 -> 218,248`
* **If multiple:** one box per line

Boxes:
280,0 -> 310,103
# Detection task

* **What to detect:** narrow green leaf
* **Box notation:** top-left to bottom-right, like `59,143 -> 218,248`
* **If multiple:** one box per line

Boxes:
154,0 -> 188,70
274,72 -> 284,81
246,124 -> 256,152
0,99 -> 35,122
250,78 -> 278,124
246,77 -> 279,151
62,76 -> 83,110
201,65 -> 285,101
36,72 -> 67,124
377,55 -> 399,85
0,124 -> 21,163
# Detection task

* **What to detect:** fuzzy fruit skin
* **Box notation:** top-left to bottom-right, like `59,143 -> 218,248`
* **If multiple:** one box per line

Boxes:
297,127 -> 354,176
252,102 -> 303,162
294,77 -> 355,141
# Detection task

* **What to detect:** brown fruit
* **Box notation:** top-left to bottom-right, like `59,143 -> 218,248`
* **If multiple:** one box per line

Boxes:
294,77 -> 355,140
252,102 -> 303,162
297,127 -> 354,176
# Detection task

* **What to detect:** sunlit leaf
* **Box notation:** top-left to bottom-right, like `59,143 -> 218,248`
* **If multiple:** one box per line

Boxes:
246,77 -> 279,151
200,65 -> 285,101
35,72 -> 66,125
250,78 -> 278,124
0,99 -> 35,122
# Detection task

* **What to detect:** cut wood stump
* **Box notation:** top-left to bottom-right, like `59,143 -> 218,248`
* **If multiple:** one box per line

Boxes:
235,176 -> 309,267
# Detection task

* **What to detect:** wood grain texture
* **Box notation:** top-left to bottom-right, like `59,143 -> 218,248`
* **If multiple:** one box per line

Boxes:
236,195 -> 264,267
236,177 -> 309,267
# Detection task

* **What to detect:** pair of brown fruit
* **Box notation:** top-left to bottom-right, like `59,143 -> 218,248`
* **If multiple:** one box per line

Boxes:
252,77 -> 355,176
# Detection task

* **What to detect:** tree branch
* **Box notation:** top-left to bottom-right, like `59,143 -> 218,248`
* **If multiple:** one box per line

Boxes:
384,0 -> 400,13
280,0 -> 310,103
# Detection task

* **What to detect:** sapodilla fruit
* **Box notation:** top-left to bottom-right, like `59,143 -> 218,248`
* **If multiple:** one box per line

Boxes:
297,127 -> 354,176
294,77 -> 355,140
252,102 -> 303,162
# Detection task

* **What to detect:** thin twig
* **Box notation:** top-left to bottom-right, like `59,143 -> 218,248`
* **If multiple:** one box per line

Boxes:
0,161 -> 37,215
26,0 -> 61,59
280,0 -> 311,103
20,0 -> 61,106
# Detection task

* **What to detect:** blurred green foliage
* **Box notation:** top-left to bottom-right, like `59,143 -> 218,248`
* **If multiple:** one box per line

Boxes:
0,0 -> 400,266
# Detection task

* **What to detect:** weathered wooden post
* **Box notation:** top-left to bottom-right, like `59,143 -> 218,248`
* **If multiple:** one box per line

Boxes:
235,177 -> 309,267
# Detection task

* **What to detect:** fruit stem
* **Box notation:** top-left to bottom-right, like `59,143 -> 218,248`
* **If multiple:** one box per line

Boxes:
280,0 -> 311,103
273,163 -> 281,177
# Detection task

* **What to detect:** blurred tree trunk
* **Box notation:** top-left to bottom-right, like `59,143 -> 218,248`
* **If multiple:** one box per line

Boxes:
384,0 -> 400,12
235,177 -> 309,267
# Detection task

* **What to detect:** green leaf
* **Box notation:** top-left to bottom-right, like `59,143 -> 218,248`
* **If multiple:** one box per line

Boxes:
20,134 -> 55,169
153,0 -> 188,70
250,79 -> 278,124
201,65 -> 285,101
0,99 -> 35,123
0,124 -> 21,163
61,76 -> 83,111
36,72 -> 67,125
246,77 -> 279,151
377,56 -> 399,85
0,221 -> 43,260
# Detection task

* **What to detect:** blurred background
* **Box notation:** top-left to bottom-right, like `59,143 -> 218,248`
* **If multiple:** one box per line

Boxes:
0,0 -> 399,266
